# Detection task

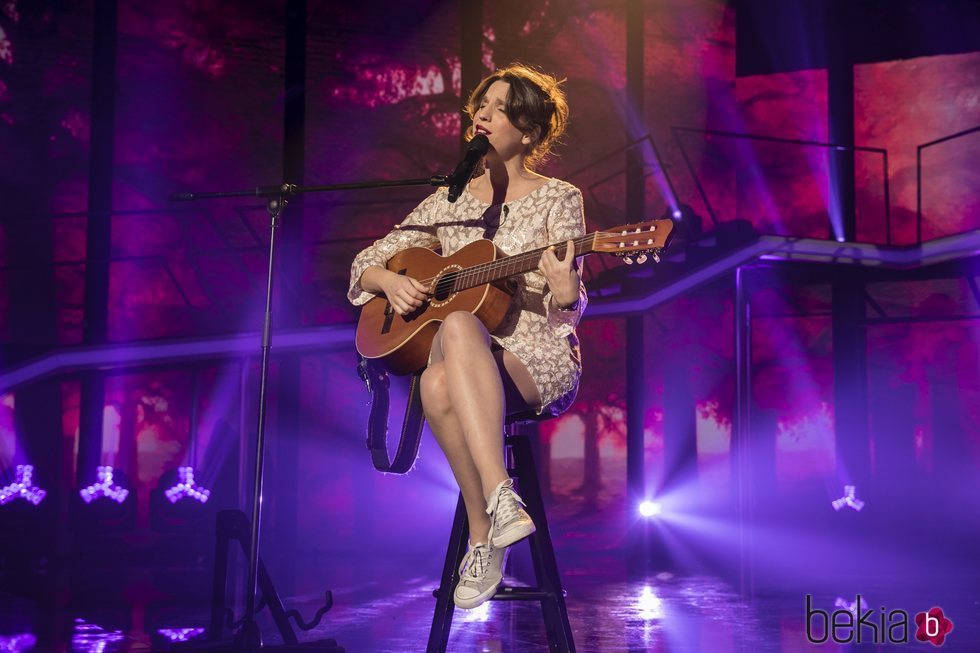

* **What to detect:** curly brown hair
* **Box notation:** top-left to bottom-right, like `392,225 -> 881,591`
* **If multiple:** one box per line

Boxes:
464,63 -> 569,170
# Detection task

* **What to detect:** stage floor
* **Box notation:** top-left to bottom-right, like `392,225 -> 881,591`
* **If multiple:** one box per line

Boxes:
2,479 -> 977,652
1,539 -> 977,652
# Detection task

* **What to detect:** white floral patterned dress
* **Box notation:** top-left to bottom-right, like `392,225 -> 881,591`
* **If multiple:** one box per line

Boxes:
348,178 -> 588,416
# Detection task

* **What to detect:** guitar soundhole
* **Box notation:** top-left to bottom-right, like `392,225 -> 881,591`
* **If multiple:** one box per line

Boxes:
432,269 -> 459,302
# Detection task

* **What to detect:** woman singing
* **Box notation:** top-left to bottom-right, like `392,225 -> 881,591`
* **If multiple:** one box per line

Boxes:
349,64 -> 587,609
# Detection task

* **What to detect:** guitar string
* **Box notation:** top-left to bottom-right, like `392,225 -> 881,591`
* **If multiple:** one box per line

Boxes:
419,241 -> 582,289
415,229 -> 662,293
439,233 -> 602,286
416,235 -> 593,291
421,232 -> 651,291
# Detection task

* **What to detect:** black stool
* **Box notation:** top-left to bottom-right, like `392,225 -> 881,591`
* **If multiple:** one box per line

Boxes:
427,418 -> 576,652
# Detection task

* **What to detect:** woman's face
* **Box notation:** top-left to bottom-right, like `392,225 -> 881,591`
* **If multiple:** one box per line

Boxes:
473,80 -> 533,161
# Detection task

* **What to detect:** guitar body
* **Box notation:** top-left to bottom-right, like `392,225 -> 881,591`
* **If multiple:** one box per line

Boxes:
355,217 -> 674,375
355,239 -> 514,375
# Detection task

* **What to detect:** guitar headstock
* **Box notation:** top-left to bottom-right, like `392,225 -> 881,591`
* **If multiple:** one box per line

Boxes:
594,219 -> 674,264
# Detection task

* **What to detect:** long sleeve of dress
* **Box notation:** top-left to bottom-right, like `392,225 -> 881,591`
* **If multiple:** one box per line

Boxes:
347,191 -> 443,306
541,186 -> 588,338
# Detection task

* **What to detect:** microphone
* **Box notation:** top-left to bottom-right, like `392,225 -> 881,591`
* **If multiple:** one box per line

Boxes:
447,134 -> 490,203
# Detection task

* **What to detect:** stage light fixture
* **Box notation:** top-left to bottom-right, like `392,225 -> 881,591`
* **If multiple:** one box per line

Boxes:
164,467 -> 211,504
0,465 -> 46,506
831,485 -> 864,512
638,500 -> 663,518
157,627 -> 205,642
835,596 -> 860,616
79,466 -> 129,504
663,204 -> 703,244
150,467 -> 219,532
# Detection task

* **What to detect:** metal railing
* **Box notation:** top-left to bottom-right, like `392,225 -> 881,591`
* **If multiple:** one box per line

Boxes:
916,125 -> 980,244
671,126 -> 891,243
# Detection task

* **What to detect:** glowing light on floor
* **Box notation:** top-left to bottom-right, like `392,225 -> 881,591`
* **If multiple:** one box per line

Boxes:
636,585 -> 664,621
831,485 -> 864,512
0,633 -> 37,653
158,627 -> 205,642
164,467 -> 211,504
460,601 -> 491,622
0,465 -> 46,506
72,619 -> 124,653
79,466 -> 129,504
638,500 -> 663,518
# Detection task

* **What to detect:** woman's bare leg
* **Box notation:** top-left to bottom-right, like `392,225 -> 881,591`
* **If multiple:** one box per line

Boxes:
421,360 -> 492,542
437,312 -> 540,497
421,312 -> 541,540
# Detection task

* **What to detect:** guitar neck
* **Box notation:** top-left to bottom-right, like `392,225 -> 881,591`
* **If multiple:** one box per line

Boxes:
451,235 -> 597,292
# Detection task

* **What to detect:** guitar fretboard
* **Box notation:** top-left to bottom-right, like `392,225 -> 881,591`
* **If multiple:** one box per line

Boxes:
429,235 -> 597,296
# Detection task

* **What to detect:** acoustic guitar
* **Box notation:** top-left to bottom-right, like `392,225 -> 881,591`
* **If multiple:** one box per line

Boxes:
355,219 -> 674,375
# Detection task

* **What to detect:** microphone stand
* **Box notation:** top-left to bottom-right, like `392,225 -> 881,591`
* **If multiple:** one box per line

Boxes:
170,173 -> 450,652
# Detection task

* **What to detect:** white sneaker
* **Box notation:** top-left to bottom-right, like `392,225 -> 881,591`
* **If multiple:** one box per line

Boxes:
486,478 -> 536,548
453,541 -> 505,609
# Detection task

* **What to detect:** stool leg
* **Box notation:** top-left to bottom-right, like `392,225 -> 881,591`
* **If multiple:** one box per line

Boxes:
427,493 -> 470,653
509,435 -> 576,653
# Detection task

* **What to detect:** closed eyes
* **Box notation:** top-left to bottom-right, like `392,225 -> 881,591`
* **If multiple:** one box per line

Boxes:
479,99 -> 509,114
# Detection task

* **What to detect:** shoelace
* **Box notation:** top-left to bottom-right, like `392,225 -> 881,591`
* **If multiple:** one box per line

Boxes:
486,481 -> 527,534
459,543 -> 491,581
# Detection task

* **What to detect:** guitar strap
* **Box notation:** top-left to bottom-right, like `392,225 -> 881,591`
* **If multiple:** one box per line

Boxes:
357,354 -> 426,474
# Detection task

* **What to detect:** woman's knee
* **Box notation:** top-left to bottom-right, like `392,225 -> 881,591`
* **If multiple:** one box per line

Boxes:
420,362 -> 452,417
439,311 -> 490,352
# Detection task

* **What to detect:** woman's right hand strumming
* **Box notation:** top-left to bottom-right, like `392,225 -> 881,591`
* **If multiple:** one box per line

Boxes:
360,265 -> 430,315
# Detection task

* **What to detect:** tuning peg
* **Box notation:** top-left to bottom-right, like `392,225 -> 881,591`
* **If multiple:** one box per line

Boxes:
637,254 -> 648,264
624,256 -> 634,265
653,253 -> 661,263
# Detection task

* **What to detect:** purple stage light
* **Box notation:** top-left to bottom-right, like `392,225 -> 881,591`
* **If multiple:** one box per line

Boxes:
831,485 -> 864,512
79,466 -> 129,504
835,596 -> 860,616
672,209 -> 683,219
0,465 -> 46,506
638,500 -> 663,518
0,634 -> 37,653
164,467 -> 211,504
157,627 -> 205,642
